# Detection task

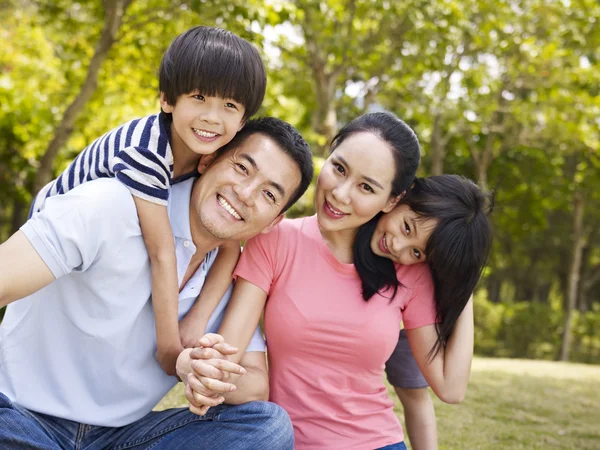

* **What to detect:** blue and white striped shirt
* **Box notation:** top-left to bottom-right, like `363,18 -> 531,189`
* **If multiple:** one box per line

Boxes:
32,113 -> 179,214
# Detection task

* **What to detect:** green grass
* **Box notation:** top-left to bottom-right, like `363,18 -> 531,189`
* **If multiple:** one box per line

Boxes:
156,357 -> 600,449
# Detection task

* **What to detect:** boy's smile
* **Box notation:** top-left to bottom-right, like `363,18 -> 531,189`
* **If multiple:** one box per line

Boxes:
161,91 -> 246,174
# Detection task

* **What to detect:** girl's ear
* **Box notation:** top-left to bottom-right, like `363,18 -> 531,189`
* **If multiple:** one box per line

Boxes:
382,192 -> 404,213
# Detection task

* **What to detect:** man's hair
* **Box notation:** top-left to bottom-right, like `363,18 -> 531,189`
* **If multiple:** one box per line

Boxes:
216,117 -> 314,212
159,26 -> 266,120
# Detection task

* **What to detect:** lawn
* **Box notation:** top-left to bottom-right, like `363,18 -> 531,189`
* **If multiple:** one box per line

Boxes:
155,357 -> 600,449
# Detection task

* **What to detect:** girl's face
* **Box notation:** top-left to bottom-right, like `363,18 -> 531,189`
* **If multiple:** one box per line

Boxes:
316,132 -> 400,234
370,204 -> 438,265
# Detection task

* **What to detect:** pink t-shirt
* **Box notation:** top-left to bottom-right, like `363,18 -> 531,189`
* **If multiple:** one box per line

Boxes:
234,216 -> 436,450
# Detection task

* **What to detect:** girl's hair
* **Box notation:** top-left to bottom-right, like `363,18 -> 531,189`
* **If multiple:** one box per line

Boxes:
330,112 -> 421,302
355,175 -> 494,357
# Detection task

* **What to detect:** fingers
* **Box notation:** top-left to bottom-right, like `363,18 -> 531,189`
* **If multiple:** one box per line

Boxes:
198,333 -> 224,347
190,358 -> 246,379
185,382 -> 224,411
188,372 -> 236,395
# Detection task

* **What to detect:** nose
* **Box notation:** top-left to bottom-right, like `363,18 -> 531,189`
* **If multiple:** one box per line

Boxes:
331,180 -> 351,205
390,234 -> 404,255
232,181 -> 256,207
198,100 -> 221,125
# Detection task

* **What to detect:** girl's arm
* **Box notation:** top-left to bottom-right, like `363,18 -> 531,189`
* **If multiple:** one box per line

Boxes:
405,296 -> 474,404
134,197 -> 182,376
215,277 -> 268,364
179,240 -> 242,348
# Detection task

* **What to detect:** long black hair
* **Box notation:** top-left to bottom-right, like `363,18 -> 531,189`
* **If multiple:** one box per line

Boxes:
355,175 -> 494,357
330,112 -> 421,300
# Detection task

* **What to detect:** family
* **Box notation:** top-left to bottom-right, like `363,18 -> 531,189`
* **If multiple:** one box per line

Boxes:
0,26 -> 492,449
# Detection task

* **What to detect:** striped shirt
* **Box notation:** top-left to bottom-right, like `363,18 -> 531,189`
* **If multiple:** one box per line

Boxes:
32,112 -> 183,214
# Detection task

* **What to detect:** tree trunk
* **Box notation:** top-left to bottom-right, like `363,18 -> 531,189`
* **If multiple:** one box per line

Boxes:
430,114 -> 445,175
560,190 -> 585,362
311,69 -> 337,155
32,0 -> 133,194
10,197 -> 26,235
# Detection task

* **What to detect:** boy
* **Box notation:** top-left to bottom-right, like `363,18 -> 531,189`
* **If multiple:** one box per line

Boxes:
30,26 -> 267,375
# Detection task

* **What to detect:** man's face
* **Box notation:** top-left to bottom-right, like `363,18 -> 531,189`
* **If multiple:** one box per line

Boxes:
192,133 -> 302,241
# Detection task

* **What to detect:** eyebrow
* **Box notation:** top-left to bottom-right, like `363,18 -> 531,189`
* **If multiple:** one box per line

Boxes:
240,153 -> 286,198
336,155 -> 385,190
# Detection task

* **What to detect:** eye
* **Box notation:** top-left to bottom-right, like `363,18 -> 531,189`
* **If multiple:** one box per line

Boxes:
264,190 -> 276,203
236,163 -> 248,174
412,248 -> 421,259
333,162 -> 345,175
225,102 -> 238,110
403,220 -> 411,235
361,183 -> 374,193
193,94 -> 205,101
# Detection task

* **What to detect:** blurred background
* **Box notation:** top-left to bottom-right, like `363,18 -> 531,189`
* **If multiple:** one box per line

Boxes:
1,0 -> 599,366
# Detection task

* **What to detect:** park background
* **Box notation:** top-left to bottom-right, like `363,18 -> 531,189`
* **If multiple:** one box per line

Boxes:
1,1 -> 599,448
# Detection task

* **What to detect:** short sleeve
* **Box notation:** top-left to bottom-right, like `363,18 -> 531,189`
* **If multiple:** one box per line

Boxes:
111,146 -> 173,206
233,225 -> 281,295
20,180 -> 137,279
401,265 -> 438,330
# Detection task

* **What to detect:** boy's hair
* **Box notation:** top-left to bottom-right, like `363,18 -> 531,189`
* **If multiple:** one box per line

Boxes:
159,26 -> 266,120
216,117 -> 314,213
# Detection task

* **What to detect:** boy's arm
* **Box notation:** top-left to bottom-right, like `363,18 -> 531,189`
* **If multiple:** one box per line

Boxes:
179,240 -> 242,348
0,231 -> 55,308
133,196 -> 182,377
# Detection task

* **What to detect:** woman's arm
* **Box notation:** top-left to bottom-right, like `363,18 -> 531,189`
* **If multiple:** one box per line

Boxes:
405,296 -> 474,404
216,277 -> 268,364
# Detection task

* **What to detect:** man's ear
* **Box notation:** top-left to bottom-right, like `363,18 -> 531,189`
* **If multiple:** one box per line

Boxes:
197,153 -> 218,174
160,92 -> 174,113
260,214 -> 284,234
382,192 -> 404,213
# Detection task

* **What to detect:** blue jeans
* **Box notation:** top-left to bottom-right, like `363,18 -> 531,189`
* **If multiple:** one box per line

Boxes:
0,392 -> 293,449
378,442 -> 407,450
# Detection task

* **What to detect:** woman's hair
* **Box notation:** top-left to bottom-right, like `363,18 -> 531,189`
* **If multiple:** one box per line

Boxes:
330,112 -> 421,302
355,175 -> 494,357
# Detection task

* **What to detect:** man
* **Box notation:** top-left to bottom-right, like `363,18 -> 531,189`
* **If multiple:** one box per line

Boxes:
0,117 -> 314,449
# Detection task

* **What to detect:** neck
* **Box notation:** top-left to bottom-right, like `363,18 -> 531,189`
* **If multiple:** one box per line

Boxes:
318,224 -> 358,264
170,122 -> 201,178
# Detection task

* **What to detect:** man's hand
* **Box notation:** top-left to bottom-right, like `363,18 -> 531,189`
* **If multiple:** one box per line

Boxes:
156,341 -> 184,377
177,333 -> 246,415
179,314 -> 208,349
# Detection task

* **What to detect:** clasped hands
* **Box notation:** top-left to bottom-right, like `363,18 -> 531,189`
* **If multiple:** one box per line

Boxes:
175,333 -> 246,416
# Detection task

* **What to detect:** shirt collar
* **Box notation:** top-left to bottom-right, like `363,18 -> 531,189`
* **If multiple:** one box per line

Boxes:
168,178 -> 194,241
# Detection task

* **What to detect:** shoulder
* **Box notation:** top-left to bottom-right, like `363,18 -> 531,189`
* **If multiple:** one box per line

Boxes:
396,262 -> 434,291
58,179 -> 137,222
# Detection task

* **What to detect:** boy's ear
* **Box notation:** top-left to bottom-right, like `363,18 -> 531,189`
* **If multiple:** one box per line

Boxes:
260,214 -> 284,234
197,153 -> 218,174
160,92 -> 174,113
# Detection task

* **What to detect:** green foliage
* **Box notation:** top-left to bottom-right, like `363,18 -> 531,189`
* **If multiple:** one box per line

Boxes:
474,290 -> 600,364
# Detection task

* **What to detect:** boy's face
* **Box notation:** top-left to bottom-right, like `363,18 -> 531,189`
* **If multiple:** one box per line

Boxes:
161,91 -> 246,157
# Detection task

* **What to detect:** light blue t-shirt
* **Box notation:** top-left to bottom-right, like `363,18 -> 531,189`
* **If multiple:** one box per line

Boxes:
0,178 -> 265,427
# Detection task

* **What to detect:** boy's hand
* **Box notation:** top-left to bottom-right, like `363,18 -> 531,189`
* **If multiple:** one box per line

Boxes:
179,313 -> 208,349
156,342 -> 185,377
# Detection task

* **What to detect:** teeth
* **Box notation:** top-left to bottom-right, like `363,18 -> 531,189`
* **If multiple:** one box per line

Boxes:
218,195 -> 242,220
327,201 -> 345,215
193,129 -> 218,138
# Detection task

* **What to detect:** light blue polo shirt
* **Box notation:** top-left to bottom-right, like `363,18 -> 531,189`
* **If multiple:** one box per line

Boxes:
0,178 -> 265,427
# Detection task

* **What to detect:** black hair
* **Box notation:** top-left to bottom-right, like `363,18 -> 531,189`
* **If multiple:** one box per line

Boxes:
402,175 -> 493,358
214,117 -> 314,212
159,26 -> 266,120
340,112 -> 421,300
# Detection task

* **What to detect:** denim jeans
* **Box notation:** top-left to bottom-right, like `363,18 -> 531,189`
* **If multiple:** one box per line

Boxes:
0,392 -> 293,449
377,442 -> 407,450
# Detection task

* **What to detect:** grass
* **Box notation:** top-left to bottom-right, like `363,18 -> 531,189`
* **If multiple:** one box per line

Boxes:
155,357 -> 600,449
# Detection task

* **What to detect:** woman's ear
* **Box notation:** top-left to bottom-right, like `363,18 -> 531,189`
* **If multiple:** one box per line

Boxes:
382,192 -> 403,213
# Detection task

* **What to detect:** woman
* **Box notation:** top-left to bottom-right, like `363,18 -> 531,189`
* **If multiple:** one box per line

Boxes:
192,113 -> 492,449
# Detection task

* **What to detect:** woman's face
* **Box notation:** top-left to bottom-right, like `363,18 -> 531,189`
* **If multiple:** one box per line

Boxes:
316,132 -> 399,234
370,204 -> 438,265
